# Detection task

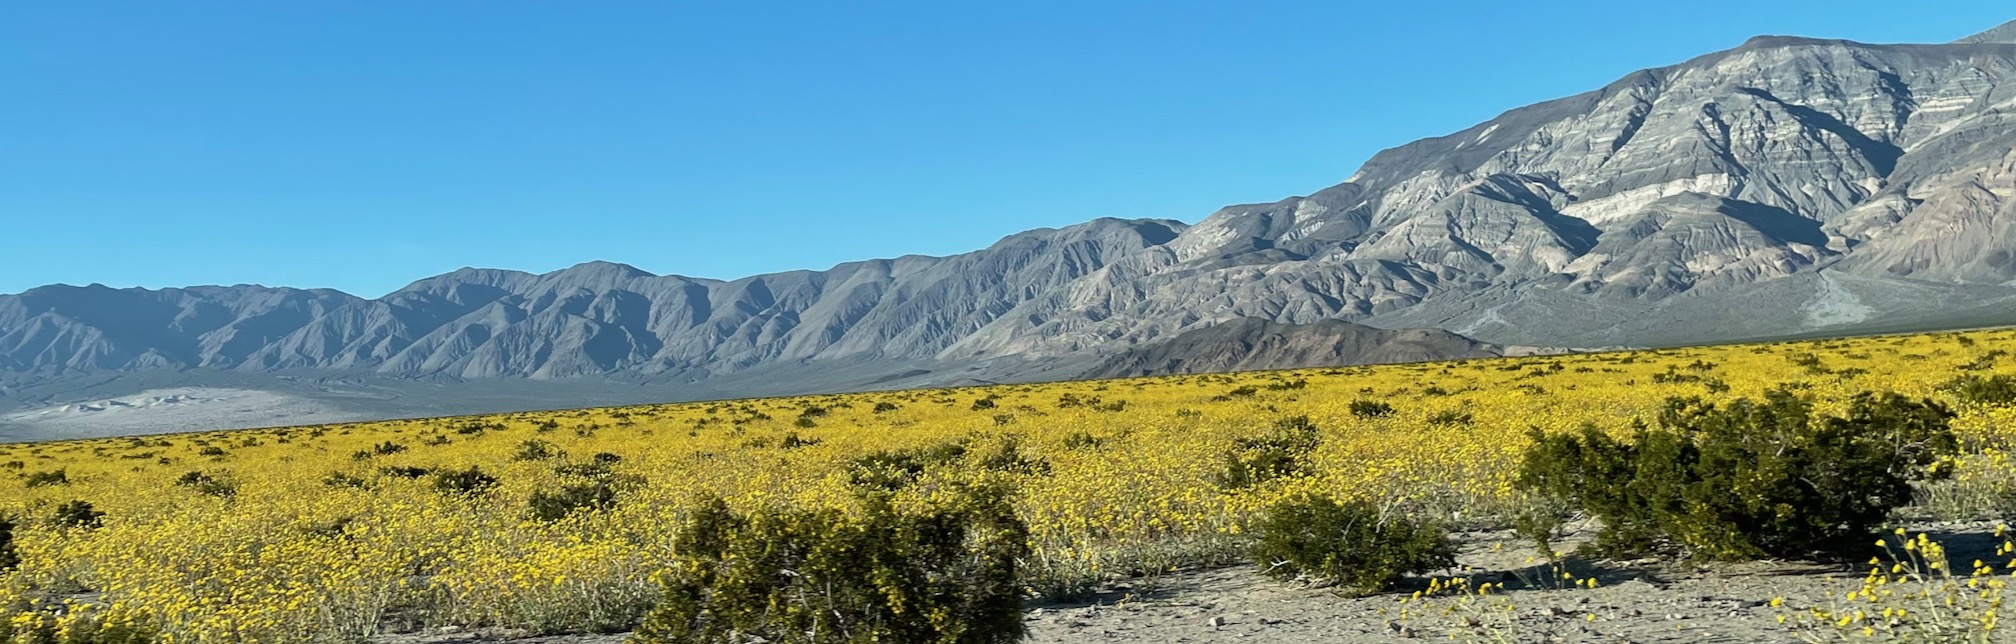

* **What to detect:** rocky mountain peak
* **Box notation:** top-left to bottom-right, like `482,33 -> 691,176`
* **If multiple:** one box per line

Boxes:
1957,20 -> 2016,44
1738,35 -> 1857,50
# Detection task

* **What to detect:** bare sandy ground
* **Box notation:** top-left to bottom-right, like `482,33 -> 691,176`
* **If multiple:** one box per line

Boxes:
372,522 -> 2015,644
0,387 -> 369,441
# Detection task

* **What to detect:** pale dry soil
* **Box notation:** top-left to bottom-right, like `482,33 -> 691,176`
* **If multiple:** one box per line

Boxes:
373,522 -> 2013,644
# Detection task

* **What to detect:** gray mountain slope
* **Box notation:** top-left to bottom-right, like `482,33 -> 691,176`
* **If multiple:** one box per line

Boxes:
1959,20 -> 2016,44
1082,318 -> 1500,379
8,21 -> 2016,436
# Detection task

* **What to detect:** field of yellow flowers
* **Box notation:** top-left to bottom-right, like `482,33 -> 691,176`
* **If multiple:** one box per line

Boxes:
5,327 -> 2016,642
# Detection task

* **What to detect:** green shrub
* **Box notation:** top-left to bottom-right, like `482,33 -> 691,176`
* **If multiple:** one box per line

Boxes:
53,500 -> 105,529
0,517 -> 17,572
1349,399 -> 1395,418
632,485 -> 1028,644
379,465 -> 432,479
174,471 -> 237,498
1942,374 -> 2016,406
847,442 -> 969,491
1516,388 -> 1955,560
1265,378 -> 1309,391
1061,432 -> 1105,451
1426,410 -> 1474,427
527,481 -> 617,521
513,440 -> 561,461
974,436 -> 1048,475
451,421 -> 502,435
1249,494 -> 1454,595
1214,416 -> 1321,489
23,469 -> 68,488
432,466 -> 499,495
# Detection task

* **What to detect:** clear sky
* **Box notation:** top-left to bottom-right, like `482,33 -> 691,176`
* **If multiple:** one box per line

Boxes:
2,1 -> 2008,297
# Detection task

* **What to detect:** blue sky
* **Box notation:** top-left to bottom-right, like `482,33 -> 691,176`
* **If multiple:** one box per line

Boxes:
2,1 -> 2007,297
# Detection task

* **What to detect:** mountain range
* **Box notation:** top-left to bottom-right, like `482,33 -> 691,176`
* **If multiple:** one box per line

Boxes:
6,20 -> 2016,439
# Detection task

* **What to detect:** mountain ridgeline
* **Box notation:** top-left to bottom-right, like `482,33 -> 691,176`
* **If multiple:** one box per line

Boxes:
6,21 -> 2016,431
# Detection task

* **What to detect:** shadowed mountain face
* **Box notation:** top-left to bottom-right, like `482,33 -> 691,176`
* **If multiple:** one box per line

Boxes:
1082,318 -> 1501,380
7,22 -> 2016,433
1,219 -> 1186,381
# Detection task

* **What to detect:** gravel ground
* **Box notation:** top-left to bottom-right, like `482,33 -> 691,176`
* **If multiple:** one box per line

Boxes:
373,523 -> 2015,643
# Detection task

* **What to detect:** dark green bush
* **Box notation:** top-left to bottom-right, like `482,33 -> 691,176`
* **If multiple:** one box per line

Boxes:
1249,494 -> 1455,595
1062,432 -> 1105,451
23,469 -> 68,488
632,484 -> 1028,644
1426,410 -> 1474,427
1942,374 -> 2016,406
513,440 -> 560,461
1214,416 -> 1322,489
53,500 -> 104,529
1349,399 -> 1395,418
174,471 -> 237,498
432,466 -> 499,495
527,481 -> 617,521
452,421 -> 503,435
873,401 -> 901,413
0,517 -> 17,572
847,442 -> 969,491
379,465 -> 433,479
974,437 -> 1049,475
1516,388 -> 1955,560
